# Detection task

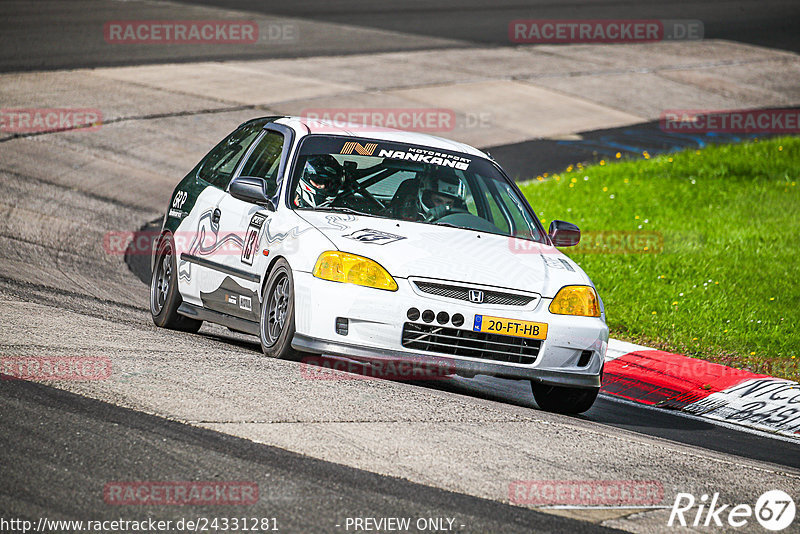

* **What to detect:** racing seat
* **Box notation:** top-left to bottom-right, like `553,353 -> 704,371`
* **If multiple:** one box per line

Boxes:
386,178 -> 420,220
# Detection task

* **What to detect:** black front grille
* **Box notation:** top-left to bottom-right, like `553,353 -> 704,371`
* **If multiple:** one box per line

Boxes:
401,322 -> 541,365
413,280 -> 535,306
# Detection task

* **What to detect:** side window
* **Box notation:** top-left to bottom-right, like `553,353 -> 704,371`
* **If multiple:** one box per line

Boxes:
238,131 -> 285,196
197,121 -> 265,189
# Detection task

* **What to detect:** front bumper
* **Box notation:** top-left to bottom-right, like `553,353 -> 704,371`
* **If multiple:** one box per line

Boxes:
292,334 -> 603,388
292,272 -> 608,389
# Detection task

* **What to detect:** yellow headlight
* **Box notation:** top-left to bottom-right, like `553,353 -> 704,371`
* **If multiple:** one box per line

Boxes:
313,251 -> 398,291
549,285 -> 601,317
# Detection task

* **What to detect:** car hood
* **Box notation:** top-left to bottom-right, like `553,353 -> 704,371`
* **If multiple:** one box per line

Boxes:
297,212 -> 591,298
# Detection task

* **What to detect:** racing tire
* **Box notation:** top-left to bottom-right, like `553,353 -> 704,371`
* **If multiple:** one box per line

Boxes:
531,382 -> 599,414
150,234 -> 202,333
259,258 -> 301,360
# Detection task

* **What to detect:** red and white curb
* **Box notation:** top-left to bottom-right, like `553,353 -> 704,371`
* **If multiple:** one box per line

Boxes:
603,340 -> 800,439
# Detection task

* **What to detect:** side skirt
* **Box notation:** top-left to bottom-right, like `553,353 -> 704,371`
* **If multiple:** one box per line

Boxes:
177,302 -> 260,337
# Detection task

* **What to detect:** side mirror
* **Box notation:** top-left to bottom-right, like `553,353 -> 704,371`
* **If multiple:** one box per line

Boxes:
229,176 -> 275,211
548,220 -> 580,247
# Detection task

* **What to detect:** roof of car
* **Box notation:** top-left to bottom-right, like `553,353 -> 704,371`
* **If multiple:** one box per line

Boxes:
274,116 -> 489,159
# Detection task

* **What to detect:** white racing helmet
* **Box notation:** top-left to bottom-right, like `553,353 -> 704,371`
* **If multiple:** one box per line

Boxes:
297,155 -> 345,208
418,169 -> 466,217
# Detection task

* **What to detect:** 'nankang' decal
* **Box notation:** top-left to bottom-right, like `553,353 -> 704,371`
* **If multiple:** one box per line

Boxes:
378,147 -> 471,170
341,142 -> 378,156
343,229 -> 406,245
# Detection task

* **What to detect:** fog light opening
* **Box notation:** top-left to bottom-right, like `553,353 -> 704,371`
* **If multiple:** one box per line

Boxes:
578,350 -> 593,367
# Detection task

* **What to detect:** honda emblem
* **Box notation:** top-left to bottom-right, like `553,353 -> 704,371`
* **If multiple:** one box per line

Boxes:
469,290 -> 484,303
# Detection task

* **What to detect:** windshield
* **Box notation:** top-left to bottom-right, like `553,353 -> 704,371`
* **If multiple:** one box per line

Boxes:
289,135 -> 545,242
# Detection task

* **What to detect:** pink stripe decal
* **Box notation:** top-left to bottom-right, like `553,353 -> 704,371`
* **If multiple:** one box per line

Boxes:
601,350 -> 768,408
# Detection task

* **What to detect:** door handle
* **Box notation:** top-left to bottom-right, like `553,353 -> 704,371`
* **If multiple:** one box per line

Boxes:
212,208 -> 221,224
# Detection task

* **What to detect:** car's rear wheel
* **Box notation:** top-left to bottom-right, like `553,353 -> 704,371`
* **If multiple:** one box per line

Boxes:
259,258 -> 300,360
531,382 -> 598,414
150,234 -> 202,332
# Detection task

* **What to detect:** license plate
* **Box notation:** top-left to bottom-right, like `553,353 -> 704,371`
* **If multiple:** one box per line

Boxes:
473,315 -> 548,340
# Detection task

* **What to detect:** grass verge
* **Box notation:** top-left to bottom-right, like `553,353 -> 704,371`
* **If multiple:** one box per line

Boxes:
518,137 -> 800,381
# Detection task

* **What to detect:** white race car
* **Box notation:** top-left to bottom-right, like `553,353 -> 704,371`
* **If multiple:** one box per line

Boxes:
151,116 -> 608,413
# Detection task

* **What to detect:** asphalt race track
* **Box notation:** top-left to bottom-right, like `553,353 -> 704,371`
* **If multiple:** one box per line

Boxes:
1,379 -> 614,533
2,0 -> 799,71
183,0 -> 800,52
1,1 -> 799,532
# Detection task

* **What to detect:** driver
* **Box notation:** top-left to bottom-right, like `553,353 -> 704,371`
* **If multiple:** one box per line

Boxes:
294,155 -> 345,208
418,168 -> 467,219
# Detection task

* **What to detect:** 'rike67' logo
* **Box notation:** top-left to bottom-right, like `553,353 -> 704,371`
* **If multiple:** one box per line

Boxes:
669,490 -> 795,531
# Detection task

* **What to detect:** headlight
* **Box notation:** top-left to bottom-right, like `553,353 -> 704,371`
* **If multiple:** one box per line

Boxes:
549,285 -> 601,317
313,251 -> 398,291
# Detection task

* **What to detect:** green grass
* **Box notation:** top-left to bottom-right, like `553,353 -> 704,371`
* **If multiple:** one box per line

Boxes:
519,137 -> 800,381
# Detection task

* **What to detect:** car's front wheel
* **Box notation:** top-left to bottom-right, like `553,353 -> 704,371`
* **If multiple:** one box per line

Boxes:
259,258 -> 300,360
531,382 -> 598,414
150,234 -> 202,332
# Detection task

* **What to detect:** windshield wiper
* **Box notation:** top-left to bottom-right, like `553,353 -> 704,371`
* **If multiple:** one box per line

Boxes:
317,206 -> 377,217
430,221 -> 461,229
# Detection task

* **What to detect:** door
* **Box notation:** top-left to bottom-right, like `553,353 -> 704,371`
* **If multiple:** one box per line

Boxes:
200,128 -> 288,321
175,119 -> 266,305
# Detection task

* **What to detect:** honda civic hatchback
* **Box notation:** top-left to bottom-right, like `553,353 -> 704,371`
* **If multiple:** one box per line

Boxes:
150,116 -> 608,413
